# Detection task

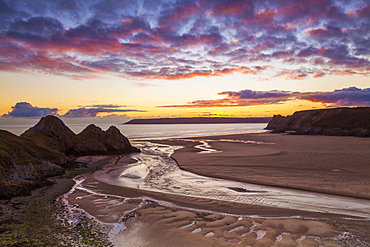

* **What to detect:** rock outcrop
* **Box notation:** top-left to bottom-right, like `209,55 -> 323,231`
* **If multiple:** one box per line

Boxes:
21,115 -> 76,153
0,116 -> 139,198
21,116 -> 139,155
266,107 -> 370,137
70,124 -> 139,155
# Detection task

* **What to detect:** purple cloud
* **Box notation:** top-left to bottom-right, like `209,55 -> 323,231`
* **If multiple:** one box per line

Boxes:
161,89 -> 302,108
8,17 -> 63,40
0,0 -> 369,80
63,107 -> 146,118
220,89 -> 295,100
2,102 -> 145,118
3,102 -> 58,118
300,87 -> 370,106
161,87 -> 370,108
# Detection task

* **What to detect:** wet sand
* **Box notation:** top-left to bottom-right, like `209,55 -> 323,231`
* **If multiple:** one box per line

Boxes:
164,133 -> 370,200
65,133 -> 370,246
68,174 -> 347,246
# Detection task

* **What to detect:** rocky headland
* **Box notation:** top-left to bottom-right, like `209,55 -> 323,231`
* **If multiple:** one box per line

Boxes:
0,115 -> 139,199
266,107 -> 370,137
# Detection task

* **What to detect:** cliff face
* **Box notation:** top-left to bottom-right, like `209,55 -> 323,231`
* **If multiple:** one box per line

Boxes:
21,115 -> 76,153
0,116 -> 139,198
70,124 -> 139,155
266,107 -> 370,137
21,116 -> 139,156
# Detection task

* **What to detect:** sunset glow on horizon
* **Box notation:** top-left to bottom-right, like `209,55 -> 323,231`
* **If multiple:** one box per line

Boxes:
1,0 -> 369,123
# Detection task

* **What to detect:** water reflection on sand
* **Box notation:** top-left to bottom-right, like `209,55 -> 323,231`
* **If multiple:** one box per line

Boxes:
90,140 -> 370,219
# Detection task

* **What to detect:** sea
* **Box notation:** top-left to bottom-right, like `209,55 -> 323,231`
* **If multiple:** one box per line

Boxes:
0,123 -> 268,139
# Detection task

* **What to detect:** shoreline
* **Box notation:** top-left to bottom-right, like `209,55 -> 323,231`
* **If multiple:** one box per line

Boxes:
64,141 -> 370,246
72,172 -> 348,219
2,132 -> 370,246
150,132 -> 370,201
176,163 -> 370,201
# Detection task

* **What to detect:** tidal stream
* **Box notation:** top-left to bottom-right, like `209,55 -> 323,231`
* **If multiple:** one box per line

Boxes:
88,140 -> 370,219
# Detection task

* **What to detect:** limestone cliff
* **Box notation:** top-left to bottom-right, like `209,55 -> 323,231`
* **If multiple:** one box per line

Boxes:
70,124 -> 139,155
266,107 -> 370,137
21,116 -> 139,155
21,115 -> 76,153
0,116 -> 139,198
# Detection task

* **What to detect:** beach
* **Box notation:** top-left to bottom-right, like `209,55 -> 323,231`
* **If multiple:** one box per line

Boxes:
167,133 -> 370,200
63,132 -> 370,246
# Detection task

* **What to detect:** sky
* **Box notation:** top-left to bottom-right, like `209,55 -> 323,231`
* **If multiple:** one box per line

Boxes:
0,0 -> 369,124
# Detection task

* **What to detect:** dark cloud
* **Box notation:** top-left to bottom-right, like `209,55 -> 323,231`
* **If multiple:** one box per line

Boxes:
300,87 -> 370,106
220,89 -> 295,99
8,17 -> 64,40
161,89 -> 301,108
0,0 -> 29,30
63,107 -> 145,118
2,102 -> 145,119
161,87 -> 370,108
3,102 -> 58,118
64,19 -> 108,40
0,0 -> 369,80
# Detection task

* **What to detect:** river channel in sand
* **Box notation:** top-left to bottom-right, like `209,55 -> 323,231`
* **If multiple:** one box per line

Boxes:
72,140 -> 370,217
62,139 -> 370,246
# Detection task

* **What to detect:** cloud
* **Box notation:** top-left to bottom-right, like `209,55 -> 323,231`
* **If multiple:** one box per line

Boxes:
161,89 -> 301,108
83,104 -> 126,108
8,16 -> 64,40
300,87 -> 370,106
0,0 -> 369,80
2,102 -> 145,119
2,102 -> 58,118
210,0 -> 255,18
63,107 -> 146,117
161,87 -> 370,108
158,2 -> 200,27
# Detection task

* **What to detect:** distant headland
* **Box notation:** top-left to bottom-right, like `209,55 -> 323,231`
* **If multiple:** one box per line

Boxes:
266,107 -> 370,137
124,117 -> 272,124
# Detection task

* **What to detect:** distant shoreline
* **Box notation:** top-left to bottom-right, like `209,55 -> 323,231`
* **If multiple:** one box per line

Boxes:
124,117 -> 272,125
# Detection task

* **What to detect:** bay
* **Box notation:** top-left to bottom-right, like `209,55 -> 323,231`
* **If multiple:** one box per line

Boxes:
0,123 -> 268,139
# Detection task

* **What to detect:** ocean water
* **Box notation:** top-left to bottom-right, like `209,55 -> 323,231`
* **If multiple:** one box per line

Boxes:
0,123 -> 268,139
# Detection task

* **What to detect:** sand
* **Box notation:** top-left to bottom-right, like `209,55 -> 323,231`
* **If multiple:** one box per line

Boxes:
67,178 -> 344,246
65,133 -> 370,246
117,207 -> 341,247
165,133 -> 370,200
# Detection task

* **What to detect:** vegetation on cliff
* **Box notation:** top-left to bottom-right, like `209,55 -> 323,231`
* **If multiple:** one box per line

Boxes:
266,107 -> 370,137
0,130 -> 67,198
